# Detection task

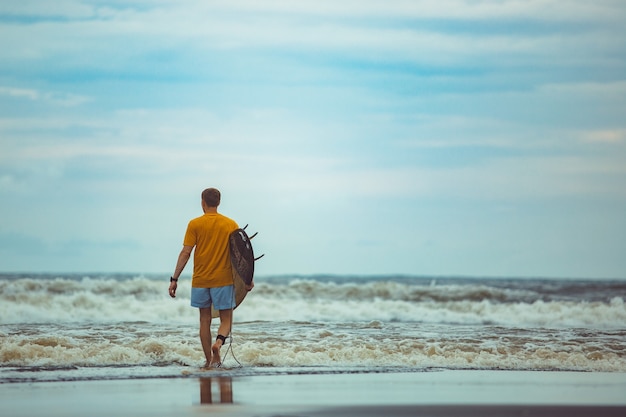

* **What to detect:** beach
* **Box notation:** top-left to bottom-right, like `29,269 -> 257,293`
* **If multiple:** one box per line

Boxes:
1,274 -> 625,415
2,370 -> 626,416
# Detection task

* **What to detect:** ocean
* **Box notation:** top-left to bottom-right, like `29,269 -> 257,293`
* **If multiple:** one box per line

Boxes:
1,273 -> 625,383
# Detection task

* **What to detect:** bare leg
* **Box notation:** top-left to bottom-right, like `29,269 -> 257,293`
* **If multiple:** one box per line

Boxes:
210,308 -> 233,367
199,308 -> 212,367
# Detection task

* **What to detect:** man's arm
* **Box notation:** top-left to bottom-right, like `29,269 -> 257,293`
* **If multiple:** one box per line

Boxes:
168,245 -> 193,298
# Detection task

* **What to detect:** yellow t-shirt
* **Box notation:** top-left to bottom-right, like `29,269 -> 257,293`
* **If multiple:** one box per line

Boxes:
183,212 -> 238,288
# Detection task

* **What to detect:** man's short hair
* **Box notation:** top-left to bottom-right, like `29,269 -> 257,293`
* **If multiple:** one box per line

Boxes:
202,188 -> 221,207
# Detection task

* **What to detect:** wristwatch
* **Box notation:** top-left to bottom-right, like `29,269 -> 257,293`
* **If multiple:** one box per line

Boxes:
170,276 -> 178,283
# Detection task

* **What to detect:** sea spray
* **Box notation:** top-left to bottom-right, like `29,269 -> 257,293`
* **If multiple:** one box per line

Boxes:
1,274 -> 625,382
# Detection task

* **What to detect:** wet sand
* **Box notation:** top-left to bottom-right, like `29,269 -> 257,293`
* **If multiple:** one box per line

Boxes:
1,370 -> 625,417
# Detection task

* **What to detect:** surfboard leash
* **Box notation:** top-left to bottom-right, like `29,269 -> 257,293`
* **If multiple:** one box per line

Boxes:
221,334 -> 243,368
221,286 -> 243,368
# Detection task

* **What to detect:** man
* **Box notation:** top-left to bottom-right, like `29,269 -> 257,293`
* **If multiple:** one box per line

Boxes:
168,188 -> 253,367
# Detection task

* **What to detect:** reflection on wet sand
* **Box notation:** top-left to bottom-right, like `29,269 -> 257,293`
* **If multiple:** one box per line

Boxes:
199,377 -> 233,404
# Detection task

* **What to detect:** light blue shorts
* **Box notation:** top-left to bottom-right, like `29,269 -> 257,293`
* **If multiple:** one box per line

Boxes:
190,285 -> 236,310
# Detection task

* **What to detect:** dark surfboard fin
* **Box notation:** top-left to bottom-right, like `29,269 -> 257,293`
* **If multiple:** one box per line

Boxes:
246,229 -> 263,258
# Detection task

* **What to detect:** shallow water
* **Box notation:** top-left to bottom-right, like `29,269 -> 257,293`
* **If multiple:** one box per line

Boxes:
1,274 -> 625,382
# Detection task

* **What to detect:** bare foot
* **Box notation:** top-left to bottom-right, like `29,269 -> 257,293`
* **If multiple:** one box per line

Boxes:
210,341 -> 222,367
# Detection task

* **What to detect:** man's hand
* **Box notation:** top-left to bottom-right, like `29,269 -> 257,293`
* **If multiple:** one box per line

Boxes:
169,281 -> 177,298
169,246 -> 192,299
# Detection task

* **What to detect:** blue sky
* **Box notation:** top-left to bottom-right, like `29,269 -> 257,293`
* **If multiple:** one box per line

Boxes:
1,0 -> 625,278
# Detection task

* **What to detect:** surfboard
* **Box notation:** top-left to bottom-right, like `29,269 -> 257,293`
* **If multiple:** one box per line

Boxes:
211,225 -> 263,318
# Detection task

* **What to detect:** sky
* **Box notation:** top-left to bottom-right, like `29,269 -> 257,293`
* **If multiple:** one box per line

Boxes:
1,0 -> 625,279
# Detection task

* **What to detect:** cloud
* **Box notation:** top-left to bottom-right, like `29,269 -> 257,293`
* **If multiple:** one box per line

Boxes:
582,129 -> 626,144
2,0 -> 623,75
1,0 -> 625,277
0,86 -> 39,100
0,86 -> 90,106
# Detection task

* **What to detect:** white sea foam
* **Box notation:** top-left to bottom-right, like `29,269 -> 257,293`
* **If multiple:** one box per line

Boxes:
2,321 -> 624,376
1,275 -> 625,381
0,277 -> 195,324
1,277 -> 625,329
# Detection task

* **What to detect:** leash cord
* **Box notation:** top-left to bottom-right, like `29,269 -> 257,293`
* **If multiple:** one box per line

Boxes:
222,282 -> 243,368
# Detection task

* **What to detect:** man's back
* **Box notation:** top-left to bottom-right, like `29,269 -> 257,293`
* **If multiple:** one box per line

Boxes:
184,212 -> 238,288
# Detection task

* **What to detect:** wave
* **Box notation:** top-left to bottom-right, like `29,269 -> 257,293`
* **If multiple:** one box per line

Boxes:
3,275 -> 624,382
1,322 -> 624,378
1,277 -> 624,329
0,277 -> 187,324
